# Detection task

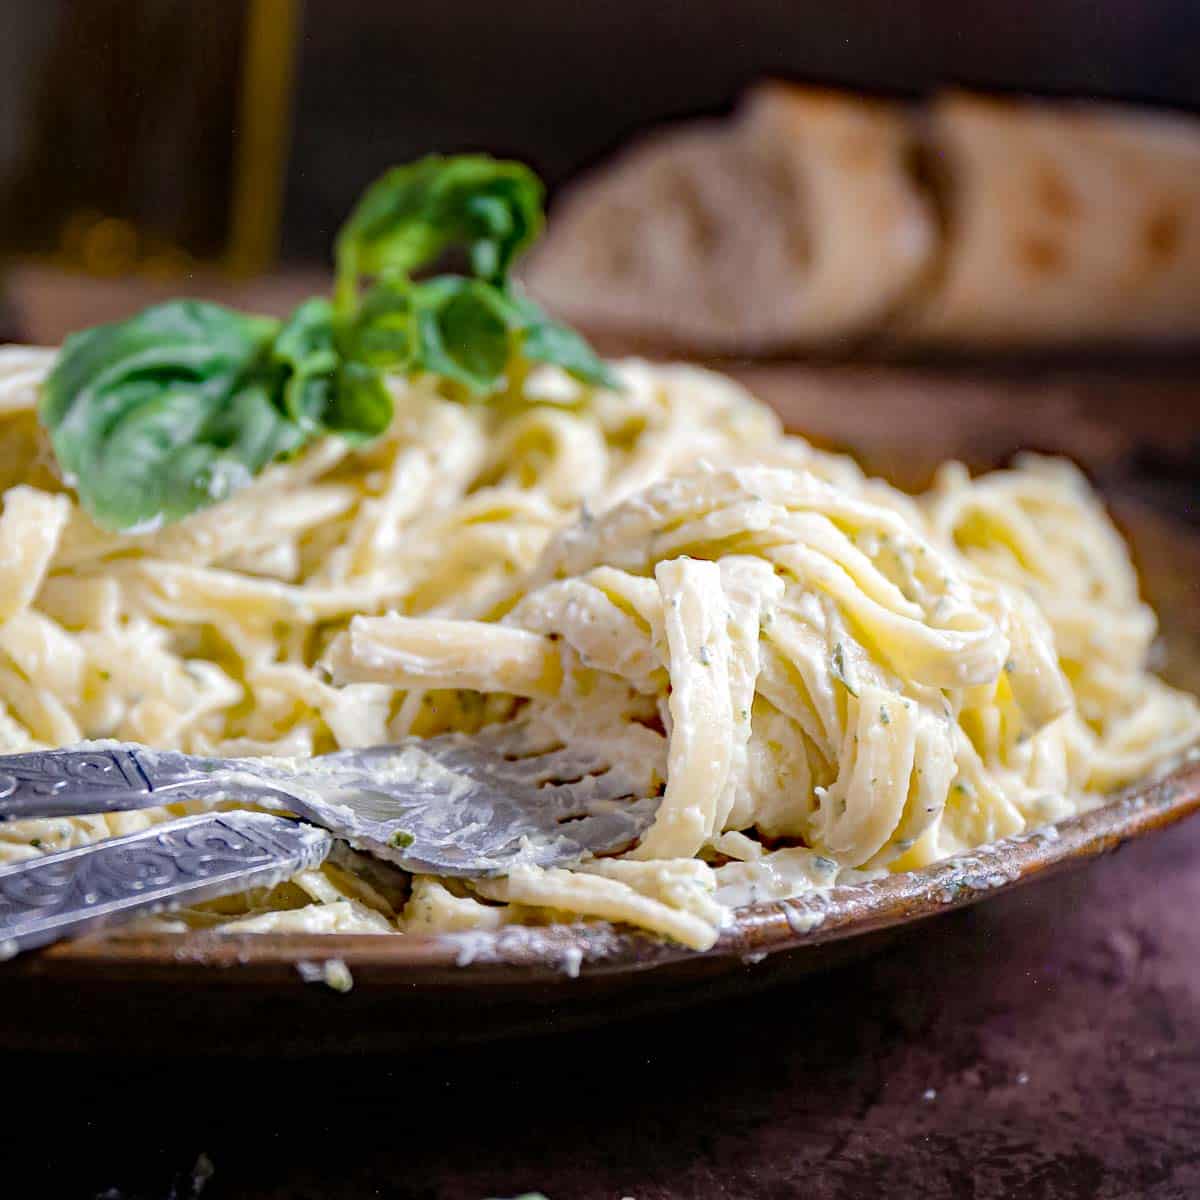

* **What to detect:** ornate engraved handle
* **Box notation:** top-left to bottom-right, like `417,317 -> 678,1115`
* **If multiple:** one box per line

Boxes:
0,745 -> 272,821
0,810 -> 332,957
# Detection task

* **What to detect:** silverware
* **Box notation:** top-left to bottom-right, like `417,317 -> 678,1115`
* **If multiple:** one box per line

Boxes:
0,726 -> 657,957
0,811 -> 331,960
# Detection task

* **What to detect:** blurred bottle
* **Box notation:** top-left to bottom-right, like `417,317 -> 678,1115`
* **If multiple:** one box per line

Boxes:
0,0 -> 299,330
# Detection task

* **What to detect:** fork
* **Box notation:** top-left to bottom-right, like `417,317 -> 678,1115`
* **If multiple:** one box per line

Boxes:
0,724 -> 658,958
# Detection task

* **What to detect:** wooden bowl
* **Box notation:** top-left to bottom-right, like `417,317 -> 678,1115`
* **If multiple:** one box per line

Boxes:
3,371 -> 1197,1055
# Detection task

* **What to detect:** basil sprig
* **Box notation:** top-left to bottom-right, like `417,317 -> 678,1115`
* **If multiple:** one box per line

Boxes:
333,155 -> 616,394
40,155 -> 614,532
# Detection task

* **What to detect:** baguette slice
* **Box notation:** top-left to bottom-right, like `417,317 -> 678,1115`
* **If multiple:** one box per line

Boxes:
900,92 -> 1200,347
524,84 -> 936,354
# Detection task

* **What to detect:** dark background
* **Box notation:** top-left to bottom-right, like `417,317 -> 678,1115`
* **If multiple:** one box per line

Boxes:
281,0 -> 1200,259
3,1 -> 1200,267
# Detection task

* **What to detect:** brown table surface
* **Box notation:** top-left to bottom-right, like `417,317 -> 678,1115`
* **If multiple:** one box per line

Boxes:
4,271 -> 1200,1199
7,813 -> 1198,1199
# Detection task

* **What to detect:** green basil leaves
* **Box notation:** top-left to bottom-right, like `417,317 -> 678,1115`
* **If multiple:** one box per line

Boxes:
333,155 -> 616,394
334,155 -> 543,299
40,155 -> 615,532
43,301 -> 292,533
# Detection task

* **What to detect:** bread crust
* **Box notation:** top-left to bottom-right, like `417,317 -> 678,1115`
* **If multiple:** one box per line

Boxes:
526,85 -> 1200,353
524,83 -> 935,353
898,91 -> 1200,346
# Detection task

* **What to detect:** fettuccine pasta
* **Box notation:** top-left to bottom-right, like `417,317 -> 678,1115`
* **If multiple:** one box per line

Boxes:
0,346 -> 1195,948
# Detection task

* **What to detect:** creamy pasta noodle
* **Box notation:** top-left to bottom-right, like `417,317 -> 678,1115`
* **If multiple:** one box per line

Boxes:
0,347 -> 1196,949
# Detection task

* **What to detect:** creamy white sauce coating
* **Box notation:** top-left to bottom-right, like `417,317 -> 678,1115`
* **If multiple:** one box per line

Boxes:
0,351 -> 1196,950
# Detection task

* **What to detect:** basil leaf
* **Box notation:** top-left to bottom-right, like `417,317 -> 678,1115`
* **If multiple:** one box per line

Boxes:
328,360 -> 394,439
273,299 -> 392,441
338,277 -> 511,392
344,281 -> 417,369
335,155 -> 544,307
347,277 -> 614,395
407,278 -> 512,392
271,297 -> 339,435
42,301 -> 281,531
40,299 -> 394,532
335,154 -> 615,391
507,292 -> 619,388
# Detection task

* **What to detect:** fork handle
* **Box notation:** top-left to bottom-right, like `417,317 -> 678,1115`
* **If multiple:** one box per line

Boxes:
0,810 -> 332,958
0,745 -> 268,821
